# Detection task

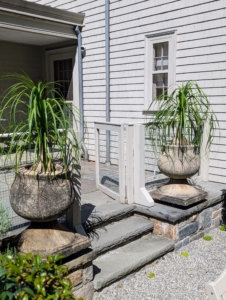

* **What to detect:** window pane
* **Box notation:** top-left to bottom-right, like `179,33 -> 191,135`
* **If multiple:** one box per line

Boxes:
54,58 -> 73,100
153,73 -> 168,99
153,42 -> 169,71
163,42 -> 168,56
154,43 -> 162,57
163,58 -> 168,70
156,88 -> 164,98
155,58 -> 162,71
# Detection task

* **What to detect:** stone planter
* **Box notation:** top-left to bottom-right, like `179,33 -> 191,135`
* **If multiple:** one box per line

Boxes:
9,164 -> 88,256
150,145 -> 207,206
157,145 -> 200,180
10,165 -> 73,222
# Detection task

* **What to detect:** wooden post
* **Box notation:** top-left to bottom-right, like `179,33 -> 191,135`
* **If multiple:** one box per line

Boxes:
133,124 -> 154,207
119,124 -> 126,203
95,127 -> 100,188
126,124 -> 134,204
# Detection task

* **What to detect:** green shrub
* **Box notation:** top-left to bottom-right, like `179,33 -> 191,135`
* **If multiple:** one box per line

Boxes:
148,272 -> 155,279
0,203 -> 11,237
0,252 -> 75,300
219,225 -> 226,231
203,235 -> 212,241
0,244 -> 17,264
181,251 -> 189,257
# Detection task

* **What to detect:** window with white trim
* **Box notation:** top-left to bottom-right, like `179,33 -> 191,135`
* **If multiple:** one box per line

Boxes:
144,31 -> 176,110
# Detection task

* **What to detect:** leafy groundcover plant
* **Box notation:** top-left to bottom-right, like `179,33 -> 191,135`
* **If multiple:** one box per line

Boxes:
0,252 -> 75,300
0,72 -> 80,174
146,81 -> 218,153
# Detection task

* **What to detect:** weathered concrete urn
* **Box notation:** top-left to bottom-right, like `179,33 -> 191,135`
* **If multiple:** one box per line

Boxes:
9,165 -> 90,257
150,145 -> 207,206
158,145 -> 200,180
10,165 -> 73,222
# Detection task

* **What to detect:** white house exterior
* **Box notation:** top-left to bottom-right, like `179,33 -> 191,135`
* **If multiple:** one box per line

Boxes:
1,0 -> 226,184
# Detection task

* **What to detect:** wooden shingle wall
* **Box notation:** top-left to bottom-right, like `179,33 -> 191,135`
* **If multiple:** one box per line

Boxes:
26,0 -> 226,183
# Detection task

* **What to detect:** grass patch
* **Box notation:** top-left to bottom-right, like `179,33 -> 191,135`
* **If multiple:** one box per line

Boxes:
219,225 -> 226,231
148,272 -> 155,279
203,235 -> 212,241
181,251 -> 189,257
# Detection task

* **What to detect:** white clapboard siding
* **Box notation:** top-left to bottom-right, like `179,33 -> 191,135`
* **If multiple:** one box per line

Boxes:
25,0 -> 226,183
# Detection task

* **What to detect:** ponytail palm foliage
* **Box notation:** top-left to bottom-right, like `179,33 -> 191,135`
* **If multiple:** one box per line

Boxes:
146,81 -> 218,153
0,73 -> 80,174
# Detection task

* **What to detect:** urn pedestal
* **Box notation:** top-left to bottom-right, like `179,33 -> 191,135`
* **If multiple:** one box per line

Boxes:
150,145 -> 207,206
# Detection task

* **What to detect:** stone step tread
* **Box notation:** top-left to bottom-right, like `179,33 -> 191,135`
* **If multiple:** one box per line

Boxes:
91,216 -> 154,255
81,201 -> 135,229
93,233 -> 175,290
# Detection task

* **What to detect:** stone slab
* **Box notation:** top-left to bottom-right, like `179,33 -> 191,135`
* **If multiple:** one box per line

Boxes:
82,201 -> 135,230
73,281 -> 94,300
65,248 -> 96,272
68,269 -> 83,287
135,181 -> 226,224
83,262 -> 93,284
81,178 -> 98,195
179,222 -> 199,240
199,207 -> 212,229
81,190 -> 115,207
91,216 -> 153,255
150,188 -> 207,206
190,230 -> 204,242
150,218 -> 178,241
93,234 -> 174,290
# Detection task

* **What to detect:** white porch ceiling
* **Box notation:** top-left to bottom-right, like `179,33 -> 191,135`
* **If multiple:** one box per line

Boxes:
0,27 -> 73,46
0,0 -> 84,46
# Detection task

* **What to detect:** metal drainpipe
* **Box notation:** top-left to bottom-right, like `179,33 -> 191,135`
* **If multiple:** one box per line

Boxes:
105,0 -> 111,165
75,25 -> 89,162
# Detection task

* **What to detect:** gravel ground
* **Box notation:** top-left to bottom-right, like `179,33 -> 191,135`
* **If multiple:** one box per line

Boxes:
94,228 -> 226,300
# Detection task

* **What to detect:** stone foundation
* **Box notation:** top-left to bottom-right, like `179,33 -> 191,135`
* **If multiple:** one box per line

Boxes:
65,248 -> 96,300
150,202 -> 225,251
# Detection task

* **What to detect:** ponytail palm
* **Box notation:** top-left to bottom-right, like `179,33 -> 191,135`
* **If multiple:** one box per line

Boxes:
0,73 -> 80,174
146,81 -> 218,153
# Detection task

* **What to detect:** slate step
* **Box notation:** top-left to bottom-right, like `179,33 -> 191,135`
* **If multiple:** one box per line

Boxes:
93,233 -> 175,290
91,216 -> 154,256
82,201 -> 135,231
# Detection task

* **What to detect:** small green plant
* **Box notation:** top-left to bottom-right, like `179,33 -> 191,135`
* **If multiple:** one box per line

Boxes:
148,272 -> 155,279
146,81 -> 218,153
203,235 -> 213,241
219,225 -> 226,231
181,251 -> 189,257
0,73 -> 80,175
0,252 -> 75,299
0,203 -> 11,237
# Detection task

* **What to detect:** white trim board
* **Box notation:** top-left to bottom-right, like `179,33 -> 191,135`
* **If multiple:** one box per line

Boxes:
0,0 -> 85,27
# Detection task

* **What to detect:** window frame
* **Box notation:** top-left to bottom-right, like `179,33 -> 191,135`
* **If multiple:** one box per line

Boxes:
45,46 -> 79,108
144,30 -> 177,110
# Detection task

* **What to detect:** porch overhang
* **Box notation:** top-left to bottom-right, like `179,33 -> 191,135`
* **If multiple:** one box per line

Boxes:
0,0 -> 85,46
